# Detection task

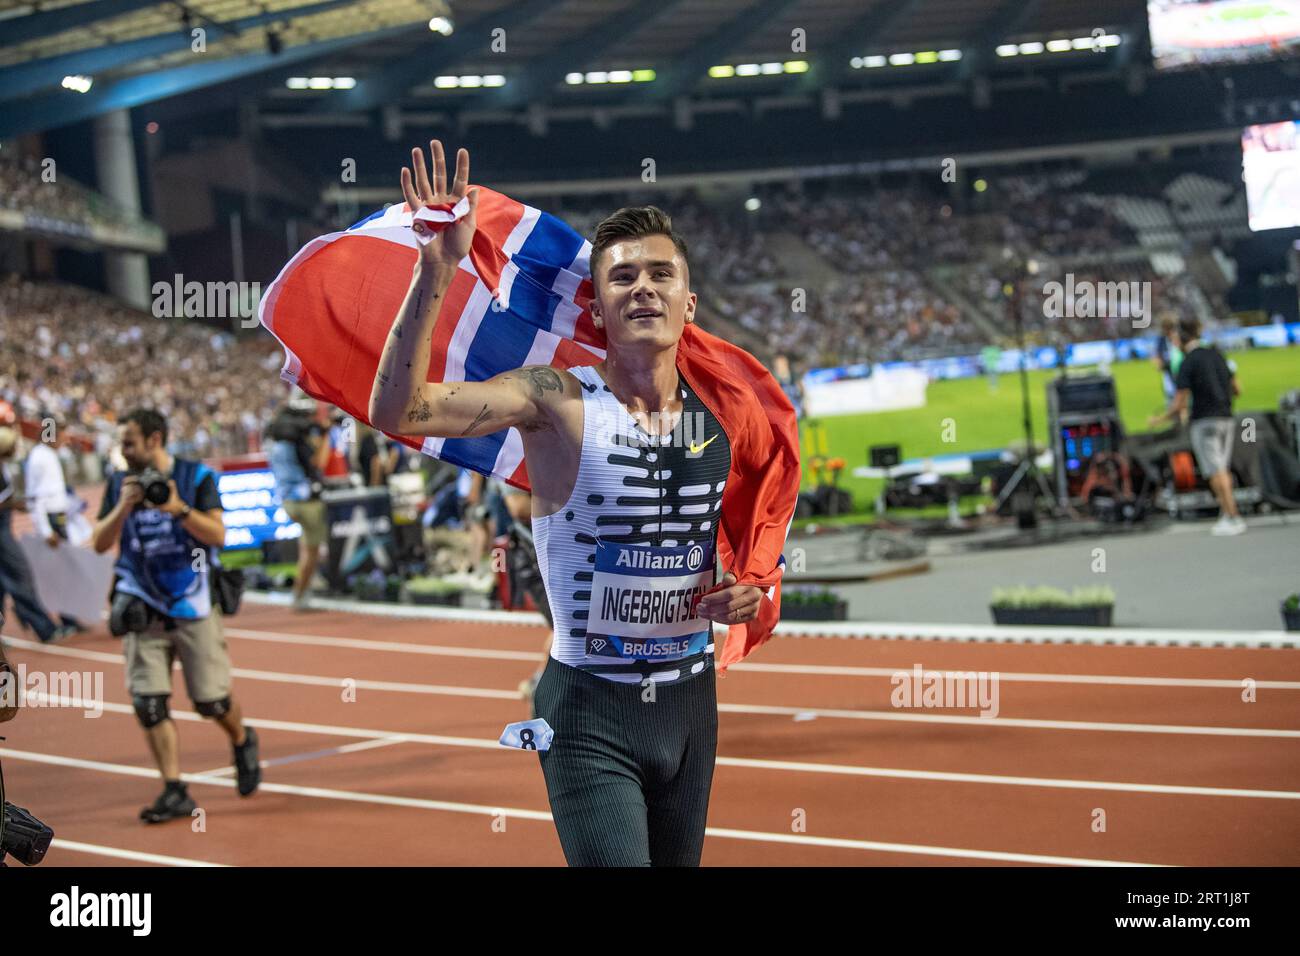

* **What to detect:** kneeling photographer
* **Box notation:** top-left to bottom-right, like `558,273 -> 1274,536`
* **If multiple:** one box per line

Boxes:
1,630 -> 56,866
92,409 -> 261,823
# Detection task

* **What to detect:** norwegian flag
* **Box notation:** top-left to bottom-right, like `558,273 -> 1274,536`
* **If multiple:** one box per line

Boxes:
259,188 -> 606,487
258,186 -> 801,669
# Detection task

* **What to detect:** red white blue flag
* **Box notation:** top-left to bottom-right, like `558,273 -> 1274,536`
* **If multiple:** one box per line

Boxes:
259,187 -> 801,668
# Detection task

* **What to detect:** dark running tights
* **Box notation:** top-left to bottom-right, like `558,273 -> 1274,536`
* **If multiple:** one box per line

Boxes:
532,654 -> 718,867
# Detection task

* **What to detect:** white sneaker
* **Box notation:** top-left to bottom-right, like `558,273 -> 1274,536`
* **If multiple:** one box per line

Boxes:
1211,515 -> 1246,536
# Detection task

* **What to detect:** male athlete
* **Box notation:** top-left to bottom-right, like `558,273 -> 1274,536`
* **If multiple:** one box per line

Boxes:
369,141 -> 794,866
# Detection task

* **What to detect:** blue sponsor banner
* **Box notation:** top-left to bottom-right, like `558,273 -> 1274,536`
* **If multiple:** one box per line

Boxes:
216,467 -> 300,551
802,327 -> 1299,389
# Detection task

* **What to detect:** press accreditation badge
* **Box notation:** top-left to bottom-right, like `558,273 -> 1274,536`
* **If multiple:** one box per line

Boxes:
586,540 -> 714,660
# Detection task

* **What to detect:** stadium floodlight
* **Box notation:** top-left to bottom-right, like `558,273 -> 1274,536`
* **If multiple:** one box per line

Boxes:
483,75 -> 506,87
1071,36 -> 1095,49
709,64 -> 735,77
286,77 -> 310,89
760,62 -> 783,74
850,56 -> 863,69
565,72 -> 584,84
61,75 -> 93,93
744,198 -> 761,212
434,75 -> 459,88
1018,42 -> 1044,55
736,63 -> 761,76
608,70 -> 633,82
308,76 -> 332,89
632,69 -> 656,81
459,75 -> 483,87
429,16 -> 453,35
783,60 -> 809,72
1096,34 -> 1121,48
889,52 -> 915,66
332,77 -> 356,89
974,178 -> 988,193
995,44 -> 1019,57
1046,39 -> 1072,52
938,49 -> 962,61
864,55 -> 887,68
915,50 -> 938,64
585,71 -> 609,83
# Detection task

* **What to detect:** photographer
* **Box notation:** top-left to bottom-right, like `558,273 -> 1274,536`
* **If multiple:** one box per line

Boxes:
92,408 -> 261,823
1,619 -> 57,866
266,394 -> 330,611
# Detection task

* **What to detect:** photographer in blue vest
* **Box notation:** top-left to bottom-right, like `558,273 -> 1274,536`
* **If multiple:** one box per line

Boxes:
92,408 -> 261,823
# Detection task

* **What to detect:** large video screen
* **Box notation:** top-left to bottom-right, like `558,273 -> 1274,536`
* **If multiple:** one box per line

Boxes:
1149,0 -> 1300,69
1242,120 -> 1300,231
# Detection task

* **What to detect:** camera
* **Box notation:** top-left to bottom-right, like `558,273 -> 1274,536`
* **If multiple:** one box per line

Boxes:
136,466 -> 171,507
1,797 -> 55,866
109,589 -> 153,637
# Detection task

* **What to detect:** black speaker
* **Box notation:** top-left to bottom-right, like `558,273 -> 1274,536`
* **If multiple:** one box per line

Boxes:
870,444 -> 901,469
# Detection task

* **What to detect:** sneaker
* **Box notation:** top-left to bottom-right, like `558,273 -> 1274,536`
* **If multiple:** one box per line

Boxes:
1211,515 -> 1246,536
291,594 -> 321,613
40,625 -> 77,645
140,784 -> 196,824
233,727 -> 261,796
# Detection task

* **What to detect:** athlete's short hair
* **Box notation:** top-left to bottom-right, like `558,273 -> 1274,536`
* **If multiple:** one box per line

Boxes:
590,206 -> 690,287
121,408 -> 168,447
1177,316 -> 1201,347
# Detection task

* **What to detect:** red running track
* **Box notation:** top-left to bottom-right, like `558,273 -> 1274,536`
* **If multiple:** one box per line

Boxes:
3,601 -> 1299,867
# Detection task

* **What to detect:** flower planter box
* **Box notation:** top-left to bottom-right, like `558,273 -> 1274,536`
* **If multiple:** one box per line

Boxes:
355,584 -> 401,603
990,605 -> 1113,627
409,590 -> 462,607
1283,607 -> 1300,632
782,600 -> 849,622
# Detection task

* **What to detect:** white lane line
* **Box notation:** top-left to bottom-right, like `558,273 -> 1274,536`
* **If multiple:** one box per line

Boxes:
223,628 -> 542,662
50,838 -> 230,868
729,661 -> 1300,690
0,748 -> 1166,867
194,736 -> 407,778
15,656 -> 1300,738
16,696 -> 1300,798
16,632 -> 1297,692
700,829 -> 1164,867
239,589 -> 1299,649
714,756 -> 1300,800
717,701 -> 1300,737
3,635 -> 524,699
242,590 -> 547,627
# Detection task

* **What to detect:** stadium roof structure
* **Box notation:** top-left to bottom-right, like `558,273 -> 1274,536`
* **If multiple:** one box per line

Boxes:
0,0 -> 1151,137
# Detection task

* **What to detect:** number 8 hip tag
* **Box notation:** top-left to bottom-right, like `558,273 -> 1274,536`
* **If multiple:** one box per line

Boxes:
499,718 -> 554,752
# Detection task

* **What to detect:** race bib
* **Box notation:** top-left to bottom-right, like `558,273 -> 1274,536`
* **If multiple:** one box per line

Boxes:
586,541 -> 713,661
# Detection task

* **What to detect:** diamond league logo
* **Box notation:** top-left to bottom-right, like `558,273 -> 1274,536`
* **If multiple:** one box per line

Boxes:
686,545 -> 704,571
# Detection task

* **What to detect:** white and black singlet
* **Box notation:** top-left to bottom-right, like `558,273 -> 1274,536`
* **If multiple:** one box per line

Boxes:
533,364 -> 732,686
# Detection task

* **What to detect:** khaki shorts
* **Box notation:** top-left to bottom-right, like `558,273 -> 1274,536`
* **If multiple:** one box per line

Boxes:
124,608 -> 232,704
285,498 -> 327,549
1190,417 -> 1235,479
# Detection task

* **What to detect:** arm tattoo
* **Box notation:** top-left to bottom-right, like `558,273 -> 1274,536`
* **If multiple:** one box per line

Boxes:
461,404 -> 491,435
519,367 -> 564,399
406,397 -> 435,423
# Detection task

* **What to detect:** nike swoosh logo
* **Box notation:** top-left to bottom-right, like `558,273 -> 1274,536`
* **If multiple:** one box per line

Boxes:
688,434 -> 719,455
